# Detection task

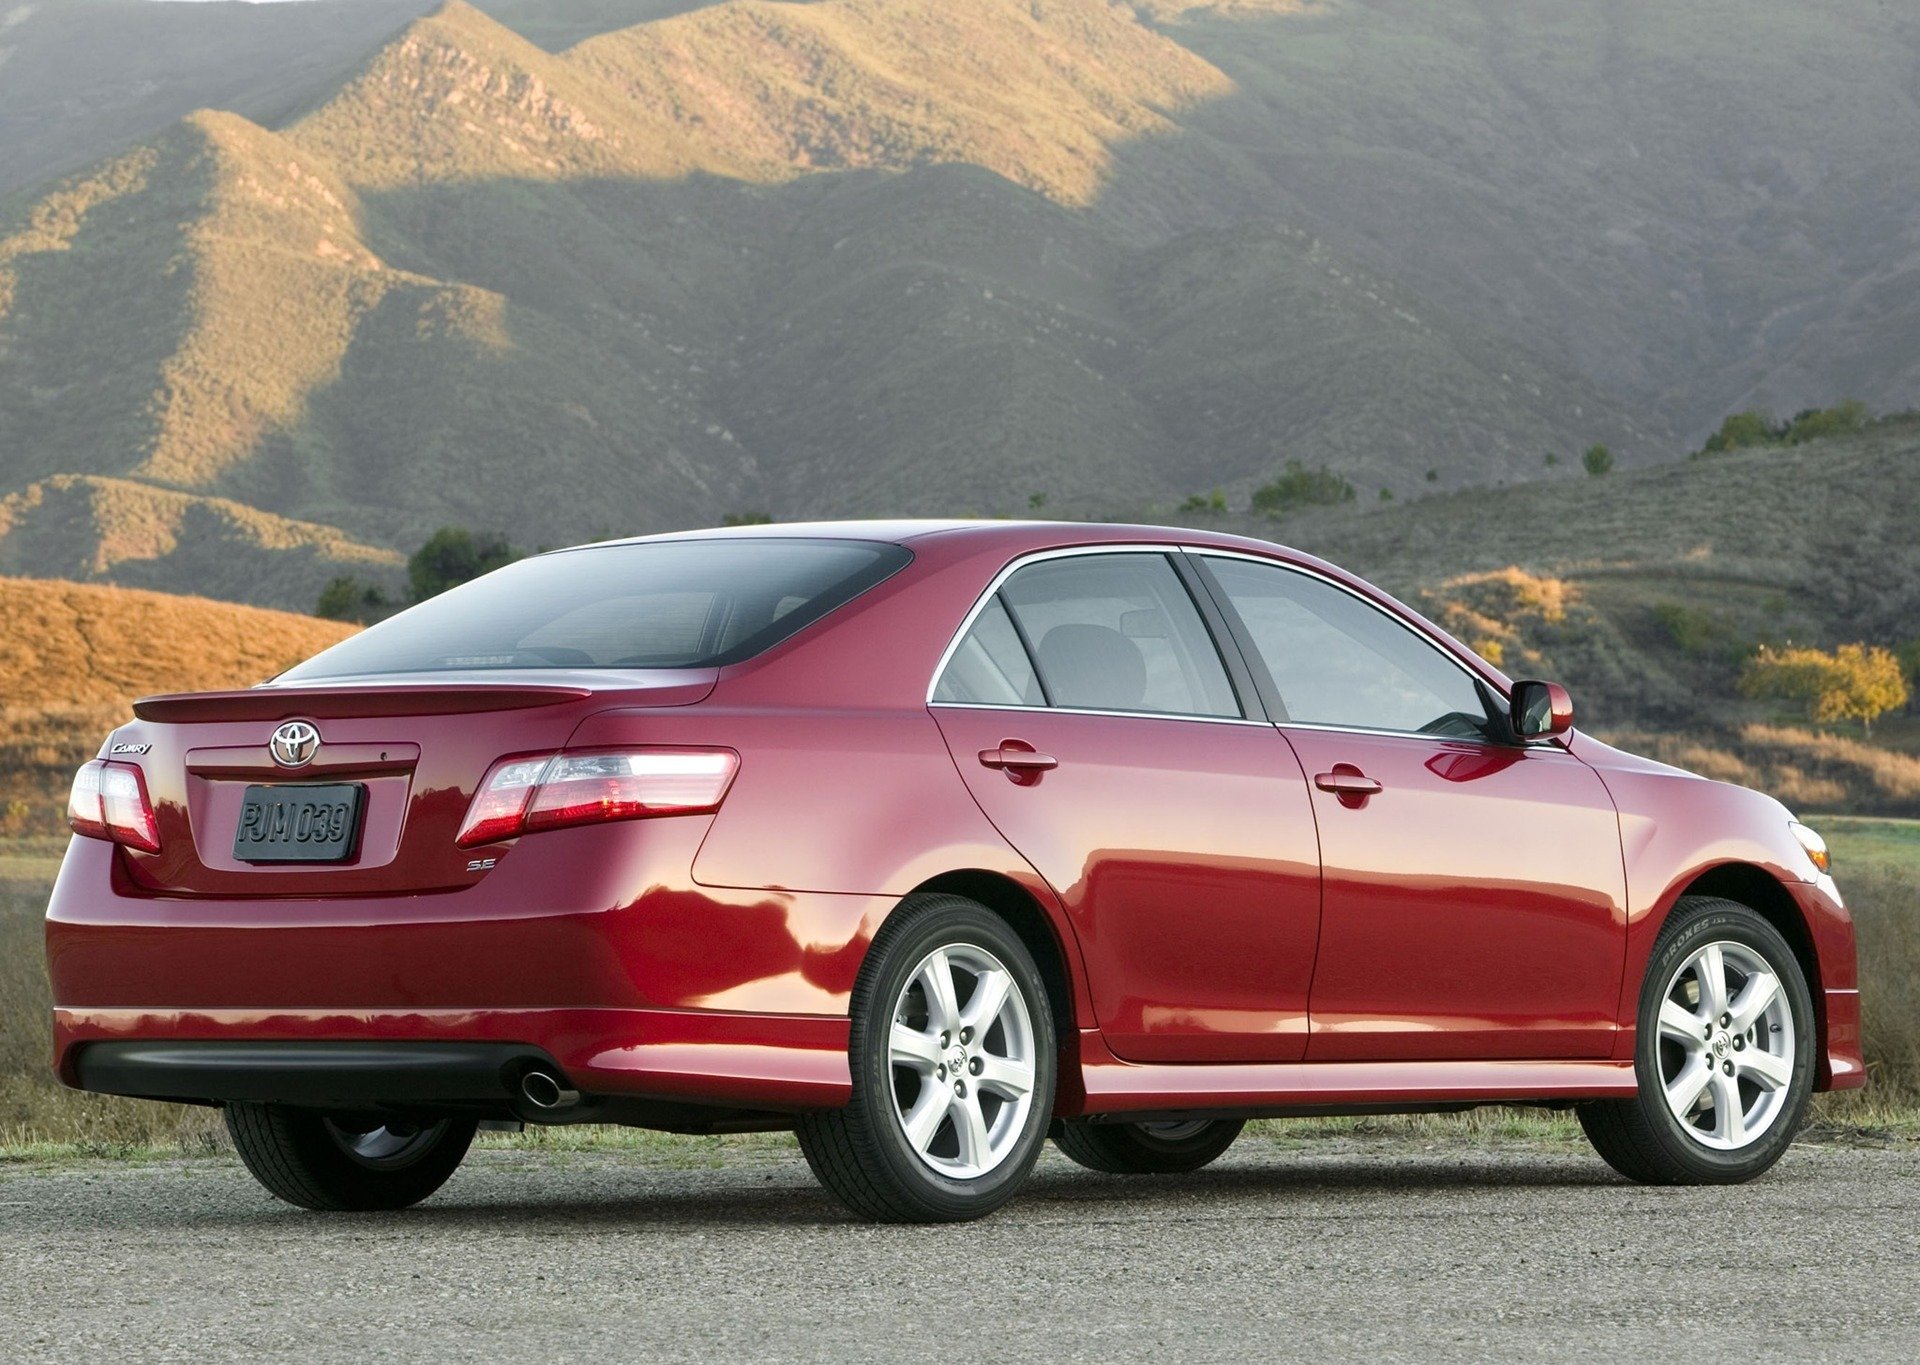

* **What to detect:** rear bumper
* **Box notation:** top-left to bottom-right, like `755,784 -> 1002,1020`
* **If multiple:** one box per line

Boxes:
55,1006 -> 850,1113
46,827 -> 876,1115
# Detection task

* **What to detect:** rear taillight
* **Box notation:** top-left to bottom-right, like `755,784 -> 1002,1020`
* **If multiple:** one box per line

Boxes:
456,749 -> 738,848
67,759 -> 161,853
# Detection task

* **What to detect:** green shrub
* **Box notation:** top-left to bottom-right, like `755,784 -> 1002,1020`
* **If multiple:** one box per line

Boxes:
1582,443 -> 1613,477
314,575 -> 390,623
1178,489 -> 1229,516
721,511 -> 774,526
1251,461 -> 1355,517
407,527 -> 519,603
1652,601 -> 1742,660
1784,398 -> 1868,445
1697,409 -> 1785,457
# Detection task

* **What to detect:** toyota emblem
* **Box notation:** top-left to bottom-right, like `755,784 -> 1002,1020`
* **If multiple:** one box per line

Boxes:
269,720 -> 321,768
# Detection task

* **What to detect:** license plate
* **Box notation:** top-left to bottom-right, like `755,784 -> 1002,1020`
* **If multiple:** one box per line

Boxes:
233,783 -> 365,864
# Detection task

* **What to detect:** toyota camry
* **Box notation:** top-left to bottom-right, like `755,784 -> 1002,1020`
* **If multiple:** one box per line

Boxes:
45,521 -> 1863,1221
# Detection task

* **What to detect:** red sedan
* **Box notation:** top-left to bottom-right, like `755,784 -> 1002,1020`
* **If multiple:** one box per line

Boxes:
46,521 -> 1862,1221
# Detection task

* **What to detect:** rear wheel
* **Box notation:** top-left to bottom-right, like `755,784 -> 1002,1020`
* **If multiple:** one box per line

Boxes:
1054,1117 -> 1244,1174
797,894 -> 1057,1222
225,1103 -> 476,1211
1578,895 -> 1814,1184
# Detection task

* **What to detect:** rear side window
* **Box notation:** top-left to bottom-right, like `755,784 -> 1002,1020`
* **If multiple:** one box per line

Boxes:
932,598 -> 1040,706
944,553 -> 1240,718
280,539 -> 911,678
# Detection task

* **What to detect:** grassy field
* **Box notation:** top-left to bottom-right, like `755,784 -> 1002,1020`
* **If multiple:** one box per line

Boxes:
4,816 -> 1913,1160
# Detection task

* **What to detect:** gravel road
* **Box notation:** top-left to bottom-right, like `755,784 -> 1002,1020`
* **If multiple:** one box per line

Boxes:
2,1136 -> 1915,1362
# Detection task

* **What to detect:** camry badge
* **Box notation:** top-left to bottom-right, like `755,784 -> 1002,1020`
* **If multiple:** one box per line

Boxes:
269,720 -> 321,768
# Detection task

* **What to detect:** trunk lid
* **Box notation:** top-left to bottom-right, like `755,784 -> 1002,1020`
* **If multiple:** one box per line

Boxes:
107,671 -> 715,897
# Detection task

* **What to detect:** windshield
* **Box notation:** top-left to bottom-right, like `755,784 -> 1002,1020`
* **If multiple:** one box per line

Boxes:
280,538 -> 912,679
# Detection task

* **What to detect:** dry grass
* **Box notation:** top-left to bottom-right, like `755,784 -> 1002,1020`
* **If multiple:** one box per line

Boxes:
0,875 -> 226,1156
1604,725 -> 1920,817
0,577 -> 353,837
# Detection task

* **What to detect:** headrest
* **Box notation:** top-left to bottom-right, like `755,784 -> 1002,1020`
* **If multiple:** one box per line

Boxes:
1036,623 -> 1148,710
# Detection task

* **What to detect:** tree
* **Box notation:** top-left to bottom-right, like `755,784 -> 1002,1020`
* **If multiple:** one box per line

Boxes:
1582,443 -> 1614,477
1177,488 -> 1228,516
1739,642 -> 1909,736
407,527 -> 519,603
315,576 -> 389,623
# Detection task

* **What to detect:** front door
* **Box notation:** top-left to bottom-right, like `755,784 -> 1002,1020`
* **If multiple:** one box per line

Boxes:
930,550 -> 1322,1063
1194,553 -> 1627,1061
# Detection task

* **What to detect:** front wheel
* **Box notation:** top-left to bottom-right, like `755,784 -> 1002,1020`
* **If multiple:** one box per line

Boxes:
1054,1117 -> 1244,1174
225,1104 -> 476,1211
1578,895 -> 1815,1184
797,894 -> 1057,1222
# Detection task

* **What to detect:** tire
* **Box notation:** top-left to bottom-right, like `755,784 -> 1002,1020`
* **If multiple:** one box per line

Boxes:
1054,1117 -> 1244,1174
1578,895 -> 1815,1185
797,893 -> 1057,1222
225,1103 -> 477,1211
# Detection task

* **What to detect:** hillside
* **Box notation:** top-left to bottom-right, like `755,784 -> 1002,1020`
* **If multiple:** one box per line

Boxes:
0,578 -> 353,839
1,0 -> 1918,607
0,475 -> 402,604
1198,418 -> 1920,815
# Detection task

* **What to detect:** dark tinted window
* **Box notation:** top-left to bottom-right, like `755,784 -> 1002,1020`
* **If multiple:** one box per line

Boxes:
994,554 -> 1240,717
281,539 -> 910,678
1201,556 -> 1494,738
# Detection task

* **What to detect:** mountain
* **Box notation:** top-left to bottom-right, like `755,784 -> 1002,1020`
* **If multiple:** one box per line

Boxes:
1,0 -> 1918,608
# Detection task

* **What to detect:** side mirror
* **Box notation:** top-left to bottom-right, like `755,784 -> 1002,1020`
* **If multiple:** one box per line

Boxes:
1510,680 -> 1574,740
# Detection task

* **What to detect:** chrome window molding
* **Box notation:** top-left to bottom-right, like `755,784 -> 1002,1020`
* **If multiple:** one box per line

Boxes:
926,700 -> 1270,728
926,541 -> 1558,749
1186,547 -> 1509,701
924,544 -> 1236,715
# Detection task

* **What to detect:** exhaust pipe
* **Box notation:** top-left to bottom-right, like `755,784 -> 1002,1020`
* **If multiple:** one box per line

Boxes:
519,1069 -> 581,1112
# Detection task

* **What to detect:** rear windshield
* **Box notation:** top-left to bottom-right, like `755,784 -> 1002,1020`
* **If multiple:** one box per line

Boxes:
279,538 -> 911,678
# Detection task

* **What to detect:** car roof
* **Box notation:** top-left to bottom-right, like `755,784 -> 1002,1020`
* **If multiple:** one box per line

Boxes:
569,518 -> 1306,559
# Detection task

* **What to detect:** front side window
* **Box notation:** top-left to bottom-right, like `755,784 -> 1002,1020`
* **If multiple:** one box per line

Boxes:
280,538 -> 911,678
963,553 -> 1240,718
1200,556 -> 1495,739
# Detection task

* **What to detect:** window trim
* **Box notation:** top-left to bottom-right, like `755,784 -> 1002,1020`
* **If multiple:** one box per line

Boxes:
1187,549 -> 1527,746
927,542 -> 1556,747
924,545 -> 1263,725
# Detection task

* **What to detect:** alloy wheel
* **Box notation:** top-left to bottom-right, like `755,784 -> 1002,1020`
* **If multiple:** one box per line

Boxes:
886,943 -> 1037,1179
1656,939 -> 1796,1150
322,1118 -> 450,1170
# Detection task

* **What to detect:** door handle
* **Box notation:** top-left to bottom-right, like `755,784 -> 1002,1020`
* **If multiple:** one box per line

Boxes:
1315,768 -> 1382,799
979,743 -> 1058,782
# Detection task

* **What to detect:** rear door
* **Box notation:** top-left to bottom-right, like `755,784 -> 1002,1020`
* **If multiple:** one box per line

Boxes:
930,549 -> 1323,1064
1193,553 -> 1627,1061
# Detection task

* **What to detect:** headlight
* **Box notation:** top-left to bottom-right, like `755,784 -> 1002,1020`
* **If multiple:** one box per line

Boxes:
1789,820 -> 1831,875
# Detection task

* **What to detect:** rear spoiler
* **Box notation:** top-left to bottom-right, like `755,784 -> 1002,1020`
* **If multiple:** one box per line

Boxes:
133,683 -> 598,723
